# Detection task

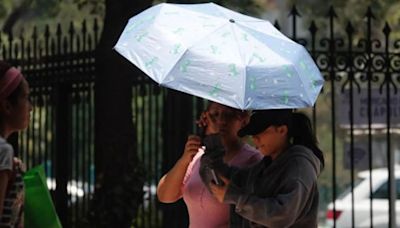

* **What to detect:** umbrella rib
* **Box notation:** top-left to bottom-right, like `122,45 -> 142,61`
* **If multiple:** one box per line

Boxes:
160,21 -> 232,84
292,47 -> 317,106
237,21 -> 296,45
229,24 -> 247,110
169,3 -> 228,22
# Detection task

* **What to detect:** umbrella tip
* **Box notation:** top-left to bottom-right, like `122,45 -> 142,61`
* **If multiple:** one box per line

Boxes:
229,19 -> 235,23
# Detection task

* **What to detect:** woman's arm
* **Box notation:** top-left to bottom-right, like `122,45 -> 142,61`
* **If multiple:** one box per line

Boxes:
223,157 -> 318,227
224,179 -> 310,227
156,135 -> 201,203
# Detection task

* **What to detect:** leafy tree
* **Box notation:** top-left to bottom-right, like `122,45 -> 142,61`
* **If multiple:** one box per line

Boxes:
288,0 -> 400,40
0,0 -> 60,34
0,0 -> 104,36
158,0 -> 264,17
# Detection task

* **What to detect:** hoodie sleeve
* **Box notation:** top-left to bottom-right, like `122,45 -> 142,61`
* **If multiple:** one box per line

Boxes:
199,151 -> 240,191
224,157 -> 318,227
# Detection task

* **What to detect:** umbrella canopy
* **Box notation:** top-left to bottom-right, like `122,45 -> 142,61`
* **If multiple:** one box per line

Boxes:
115,2 -> 324,110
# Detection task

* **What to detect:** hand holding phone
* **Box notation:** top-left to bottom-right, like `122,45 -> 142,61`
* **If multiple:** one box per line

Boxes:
196,110 -> 219,136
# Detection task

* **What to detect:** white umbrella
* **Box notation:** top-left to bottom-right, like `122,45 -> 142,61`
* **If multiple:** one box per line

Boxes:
115,2 -> 324,110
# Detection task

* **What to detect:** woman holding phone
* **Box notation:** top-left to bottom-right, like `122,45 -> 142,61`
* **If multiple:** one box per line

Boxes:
156,102 -> 262,228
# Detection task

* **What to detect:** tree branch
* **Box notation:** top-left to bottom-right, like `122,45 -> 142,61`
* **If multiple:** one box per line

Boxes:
2,0 -> 33,35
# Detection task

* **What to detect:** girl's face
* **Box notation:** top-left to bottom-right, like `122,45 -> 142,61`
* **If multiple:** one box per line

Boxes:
251,125 -> 288,159
207,103 -> 247,140
7,78 -> 32,131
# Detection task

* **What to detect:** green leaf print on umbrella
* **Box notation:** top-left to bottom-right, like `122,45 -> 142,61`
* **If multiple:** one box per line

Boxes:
173,27 -> 185,35
170,44 -> 181,55
249,76 -> 256,90
210,45 -> 219,54
209,83 -> 222,96
126,22 -> 141,33
229,64 -> 239,76
299,60 -> 307,70
282,90 -> 289,104
180,60 -> 191,72
145,56 -> 158,68
310,80 -> 318,91
251,53 -> 265,63
135,31 -> 148,42
283,65 -> 293,78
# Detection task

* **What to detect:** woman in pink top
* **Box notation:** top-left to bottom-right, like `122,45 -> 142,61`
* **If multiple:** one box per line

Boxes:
157,102 -> 262,228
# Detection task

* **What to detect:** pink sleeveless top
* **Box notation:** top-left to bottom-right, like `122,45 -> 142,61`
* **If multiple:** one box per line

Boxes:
182,144 -> 262,228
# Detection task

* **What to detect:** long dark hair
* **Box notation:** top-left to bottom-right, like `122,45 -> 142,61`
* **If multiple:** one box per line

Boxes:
289,112 -> 325,168
0,60 -> 23,105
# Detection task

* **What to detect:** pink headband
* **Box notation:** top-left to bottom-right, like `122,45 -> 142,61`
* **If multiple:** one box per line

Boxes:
0,67 -> 23,100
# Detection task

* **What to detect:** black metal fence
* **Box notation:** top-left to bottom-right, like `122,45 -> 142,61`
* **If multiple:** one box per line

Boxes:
1,4 -> 399,228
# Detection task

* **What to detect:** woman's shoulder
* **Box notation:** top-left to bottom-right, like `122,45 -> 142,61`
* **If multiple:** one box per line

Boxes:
285,145 -> 315,161
0,139 -> 13,157
231,144 -> 262,166
241,143 -> 259,154
0,140 -> 14,170
242,144 -> 262,157
283,145 -> 321,177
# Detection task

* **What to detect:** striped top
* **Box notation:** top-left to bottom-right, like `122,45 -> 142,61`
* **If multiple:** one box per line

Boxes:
0,137 -> 24,228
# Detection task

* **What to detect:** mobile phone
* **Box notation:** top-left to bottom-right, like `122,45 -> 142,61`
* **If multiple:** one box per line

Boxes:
202,133 -> 224,154
210,169 -> 223,186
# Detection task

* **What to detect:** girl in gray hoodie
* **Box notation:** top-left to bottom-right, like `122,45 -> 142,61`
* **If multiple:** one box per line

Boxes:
202,109 -> 324,228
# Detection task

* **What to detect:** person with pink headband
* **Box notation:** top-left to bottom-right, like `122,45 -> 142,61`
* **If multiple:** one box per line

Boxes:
0,60 -> 32,227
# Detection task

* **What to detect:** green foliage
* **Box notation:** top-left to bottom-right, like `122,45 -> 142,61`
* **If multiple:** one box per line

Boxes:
0,0 -> 17,19
73,0 -> 105,17
159,0 -> 263,17
288,0 -> 400,40
30,0 -> 60,18
0,4 -> 7,19
0,0 -> 60,23
0,0 -> 104,35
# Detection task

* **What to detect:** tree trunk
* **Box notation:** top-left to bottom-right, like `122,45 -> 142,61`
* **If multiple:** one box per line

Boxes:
88,0 -> 152,227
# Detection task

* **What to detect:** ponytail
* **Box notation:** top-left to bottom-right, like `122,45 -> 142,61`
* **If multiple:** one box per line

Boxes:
290,112 -> 325,168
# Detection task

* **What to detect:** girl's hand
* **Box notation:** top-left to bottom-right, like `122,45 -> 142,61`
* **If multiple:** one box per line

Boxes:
210,175 -> 230,203
180,135 -> 202,164
196,111 -> 218,135
13,157 -> 26,172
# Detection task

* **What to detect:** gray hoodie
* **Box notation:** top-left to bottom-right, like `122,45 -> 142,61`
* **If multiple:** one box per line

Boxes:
224,145 -> 321,228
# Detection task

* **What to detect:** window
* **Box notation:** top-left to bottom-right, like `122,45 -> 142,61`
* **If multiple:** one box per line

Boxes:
337,177 -> 365,200
372,179 -> 400,199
